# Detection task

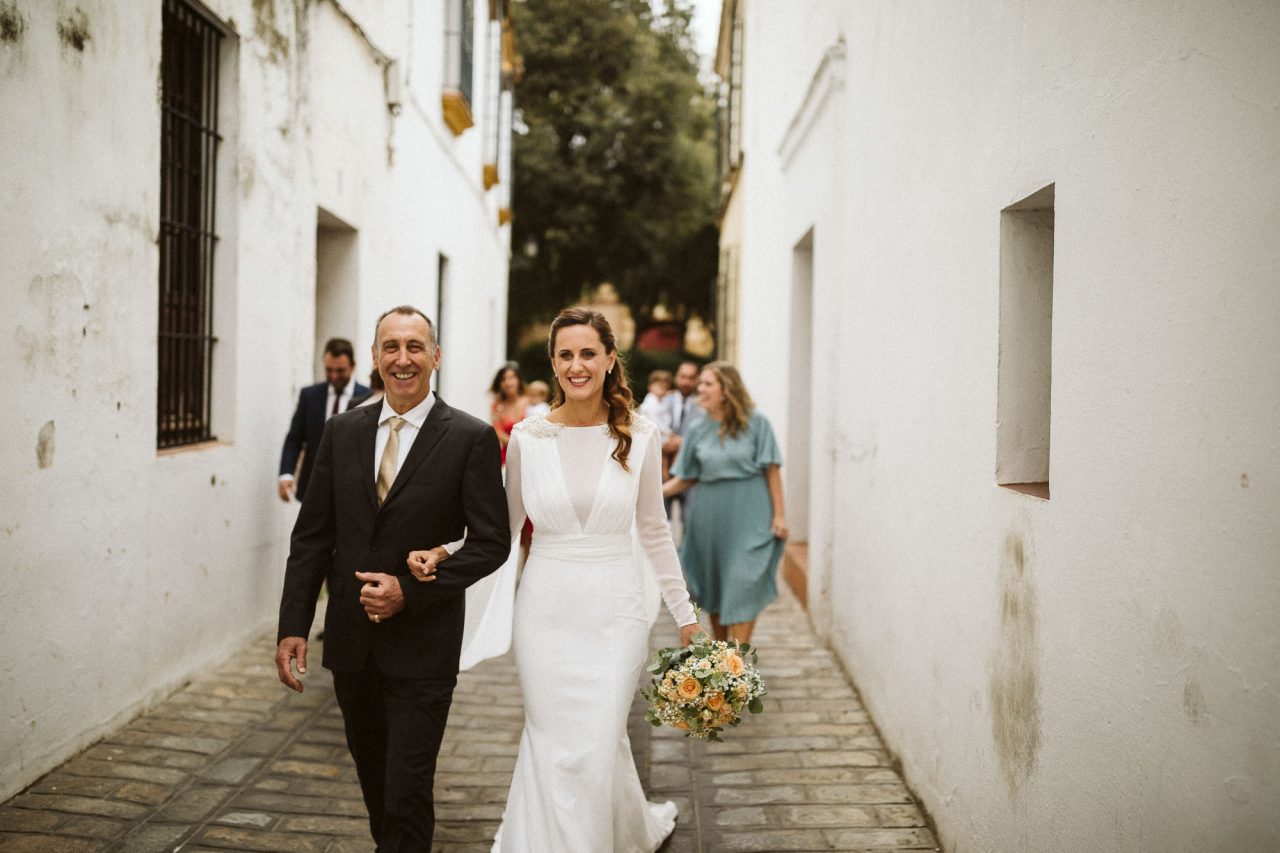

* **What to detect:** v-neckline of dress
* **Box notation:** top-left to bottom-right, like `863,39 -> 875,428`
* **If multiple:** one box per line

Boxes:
544,421 -> 615,535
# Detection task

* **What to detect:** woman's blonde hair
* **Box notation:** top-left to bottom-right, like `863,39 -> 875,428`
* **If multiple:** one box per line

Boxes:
702,361 -> 754,440
547,307 -> 636,470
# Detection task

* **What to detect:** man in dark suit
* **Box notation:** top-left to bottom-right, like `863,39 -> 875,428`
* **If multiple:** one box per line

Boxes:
275,306 -> 509,850
663,360 -> 705,531
277,337 -> 371,502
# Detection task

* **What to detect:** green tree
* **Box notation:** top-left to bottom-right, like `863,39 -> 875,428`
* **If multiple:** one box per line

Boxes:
508,0 -> 719,351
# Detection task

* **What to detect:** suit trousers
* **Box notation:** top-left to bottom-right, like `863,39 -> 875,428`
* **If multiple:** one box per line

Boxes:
332,665 -> 457,851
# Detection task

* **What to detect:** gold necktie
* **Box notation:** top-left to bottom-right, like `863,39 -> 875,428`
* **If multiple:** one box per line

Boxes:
376,416 -> 406,505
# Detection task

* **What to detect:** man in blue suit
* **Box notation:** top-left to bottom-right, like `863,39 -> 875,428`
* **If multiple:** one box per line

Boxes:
278,338 -> 370,502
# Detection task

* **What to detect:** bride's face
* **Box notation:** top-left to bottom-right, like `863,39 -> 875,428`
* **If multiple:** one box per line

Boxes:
551,324 -> 616,405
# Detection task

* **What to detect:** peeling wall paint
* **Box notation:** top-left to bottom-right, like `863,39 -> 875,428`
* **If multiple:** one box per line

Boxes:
989,530 -> 1041,795
252,0 -> 290,65
34,421 -> 54,468
56,6 -> 88,52
0,2 -> 24,42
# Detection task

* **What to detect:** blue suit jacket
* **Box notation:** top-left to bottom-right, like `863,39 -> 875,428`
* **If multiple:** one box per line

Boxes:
279,381 -> 370,500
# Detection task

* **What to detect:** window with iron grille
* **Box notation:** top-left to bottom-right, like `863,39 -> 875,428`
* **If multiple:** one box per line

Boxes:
158,0 -> 223,449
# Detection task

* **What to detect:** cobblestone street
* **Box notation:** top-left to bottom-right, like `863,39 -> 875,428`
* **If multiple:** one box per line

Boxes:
0,587 -> 938,852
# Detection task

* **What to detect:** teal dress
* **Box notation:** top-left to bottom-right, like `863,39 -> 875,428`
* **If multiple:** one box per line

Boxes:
671,411 -> 785,624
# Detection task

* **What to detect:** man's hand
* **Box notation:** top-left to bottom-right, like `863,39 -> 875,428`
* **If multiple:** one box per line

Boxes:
680,623 -> 701,646
277,478 -> 296,502
275,637 -> 308,692
356,571 -> 406,622
662,434 -> 683,456
406,548 -> 445,583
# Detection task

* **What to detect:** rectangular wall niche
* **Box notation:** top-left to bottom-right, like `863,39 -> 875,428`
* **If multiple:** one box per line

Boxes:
996,183 -> 1054,499
315,208 -> 360,383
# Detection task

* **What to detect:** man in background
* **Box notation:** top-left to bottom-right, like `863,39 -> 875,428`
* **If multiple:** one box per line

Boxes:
640,369 -> 674,478
663,360 -> 705,534
278,337 -> 370,502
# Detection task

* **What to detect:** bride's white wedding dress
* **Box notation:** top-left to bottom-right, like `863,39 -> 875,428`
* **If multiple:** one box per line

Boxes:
463,413 -> 697,852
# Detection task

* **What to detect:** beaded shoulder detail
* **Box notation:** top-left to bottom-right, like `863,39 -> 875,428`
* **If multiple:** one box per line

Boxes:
514,412 -> 655,439
512,415 -> 562,438
630,413 -> 658,437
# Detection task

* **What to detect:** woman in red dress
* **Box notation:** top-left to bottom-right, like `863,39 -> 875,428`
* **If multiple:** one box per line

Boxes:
490,362 -> 528,464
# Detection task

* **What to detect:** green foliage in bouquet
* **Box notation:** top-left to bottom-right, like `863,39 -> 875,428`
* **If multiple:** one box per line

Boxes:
643,631 -> 766,742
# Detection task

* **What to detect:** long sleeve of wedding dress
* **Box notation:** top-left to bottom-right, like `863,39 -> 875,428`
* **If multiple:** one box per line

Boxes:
503,430 -> 529,546
633,434 -> 699,627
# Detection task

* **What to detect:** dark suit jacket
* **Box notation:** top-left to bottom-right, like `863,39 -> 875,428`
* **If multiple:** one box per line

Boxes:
279,381 -> 370,500
277,397 -> 510,680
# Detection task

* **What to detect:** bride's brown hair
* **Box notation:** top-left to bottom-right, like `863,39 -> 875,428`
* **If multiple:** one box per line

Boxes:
547,307 -> 636,470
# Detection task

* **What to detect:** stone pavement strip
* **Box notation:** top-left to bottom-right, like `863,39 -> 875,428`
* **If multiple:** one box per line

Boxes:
1,586 -> 939,852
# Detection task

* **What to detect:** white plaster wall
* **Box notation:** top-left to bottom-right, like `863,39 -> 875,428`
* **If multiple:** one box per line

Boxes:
309,0 -> 509,419
315,218 -> 361,379
0,0 -> 510,800
729,1 -> 1280,850
0,0 -> 309,801
729,2 -> 851,640
717,172 -> 743,364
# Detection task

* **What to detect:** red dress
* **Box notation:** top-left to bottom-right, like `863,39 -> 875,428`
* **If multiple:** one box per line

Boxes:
493,398 -> 526,464
494,402 -> 533,542
495,416 -> 520,464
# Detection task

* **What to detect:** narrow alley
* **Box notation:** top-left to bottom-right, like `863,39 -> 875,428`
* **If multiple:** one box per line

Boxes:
0,586 -> 937,852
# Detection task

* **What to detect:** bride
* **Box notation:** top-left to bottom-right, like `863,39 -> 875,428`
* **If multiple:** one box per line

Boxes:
408,307 -> 699,851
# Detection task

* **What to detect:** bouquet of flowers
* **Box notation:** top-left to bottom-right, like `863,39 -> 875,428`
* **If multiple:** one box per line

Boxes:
643,632 -> 766,741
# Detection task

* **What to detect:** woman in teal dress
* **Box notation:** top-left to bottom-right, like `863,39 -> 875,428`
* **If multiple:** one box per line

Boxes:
663,362 -> 788,644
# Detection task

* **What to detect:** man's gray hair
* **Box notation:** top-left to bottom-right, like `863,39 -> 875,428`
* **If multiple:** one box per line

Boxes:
374,305 -> 437,347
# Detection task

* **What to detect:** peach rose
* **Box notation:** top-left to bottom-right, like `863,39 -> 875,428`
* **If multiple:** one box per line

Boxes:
735,683 -> 750,699
677,676 -> 702,700
673,718 -> 691,731
722,651 -> 745,676
706,692 -> 725,711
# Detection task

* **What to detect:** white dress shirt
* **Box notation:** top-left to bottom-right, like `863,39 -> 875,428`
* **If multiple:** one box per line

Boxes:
638,392 -> 672,439
326,382 -> 356,419
666,392 -> 704,436
374,392 -> 437,482
375,392 -> 465,556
